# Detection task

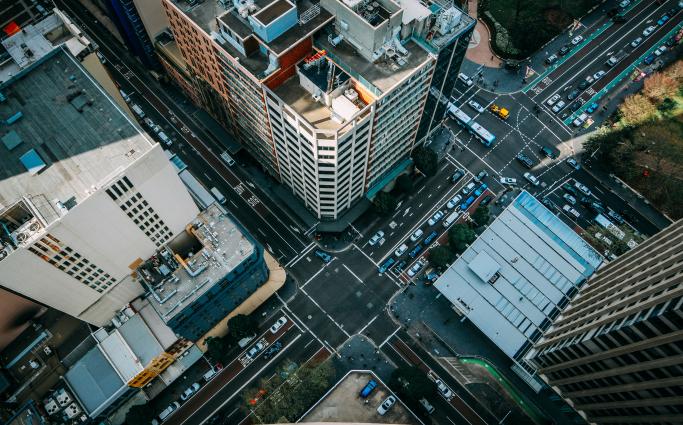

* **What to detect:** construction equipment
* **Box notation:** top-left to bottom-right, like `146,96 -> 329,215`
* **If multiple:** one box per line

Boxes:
489,104 -> 509,120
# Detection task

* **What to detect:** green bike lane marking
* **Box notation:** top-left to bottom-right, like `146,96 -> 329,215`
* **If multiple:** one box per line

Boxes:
563,21 -> 683,126
522,0 -> 644,95
459,357 -> 548,424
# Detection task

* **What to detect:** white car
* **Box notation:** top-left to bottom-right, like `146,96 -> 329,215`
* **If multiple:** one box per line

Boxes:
458,72 -> 474,86
407,259 -> 426,277
523,172 -> 540,186
462,182 -> 476,195
562,204 -> 581,218
435,379 -> 454,399
642,26 -> 656,37
428,210 -> 445,226
654,45 -> 667,56
563,193 -> 577,204
552,100 -> 566,113
499,177 -> 518,186
574,181 -> 592,196
618,0 -> 630,7
593,70 -> 606,81
630,37 -> 643,48
269,316 -> 288,334
369,230 -> 384,246
573,113 -> 589,127
571,35 -> 584,45
180,383 -> 200,401
410,229 -> 424,242
546,94 -> 561,106
159,402 -> 180,422
395,243 -> 408,257
247,341 -> 266,359
446,195 -> 462,209
377,395 -> 397,416
468,100 -> 485,113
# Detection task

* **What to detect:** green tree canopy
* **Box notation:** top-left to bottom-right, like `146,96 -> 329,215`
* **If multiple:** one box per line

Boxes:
205,336 -> 230,363
448,224 -> 477,254
373,192 -> 398,216
395,174 -> 414,193
429,246 -> 454,270
389,366 -> 436,403
471,205 -> 490,227
125,404 -> 156,425
412,146 -> 438,176
227,314 -> 258,340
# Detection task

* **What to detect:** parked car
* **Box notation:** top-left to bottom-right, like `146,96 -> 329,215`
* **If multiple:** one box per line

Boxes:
618,0 -> 630,8
410,229 -> 424,242
558,45 -> 571,56
643,25 -> 656,37
474,170 -> 488,182
409,245 -> 423,258
393,260 -> 407,273
423,231 -> 438,245
360,380 -> 378,398
643,53 -> 656,65
395,243 -> 408,257
314,249 -> 332,263
369,230 -> 384,246
462,182 -> 476,195
607,209 -> 626,225
657,14 -> 670,26
377,396 -> 397,416
571,35 -> 584,45
654,45 -> 667,56
450,169 -> 465,183
566,157 -> 580,170
546,94 -> 561,106
407,259 -> 426,277
460,196 -> 475,211
378,257 -> 396,273
573,113 -> 589,127
247,341 -> 266,359
435,379 -> 454,399
586,102 -> 599,113
180,383 -> 201,401
563,193 -> 577,204
428,210 -> 445,226
562,183 -> 578,196
574,181 -> 592,196
552,100 -> 566,113
270,316 -> 288,334
419,398 -> 435,414
567,89 -> 579,100
480,195 -> 493,206
578,79 -> 590,90
473,183 -> 488,197
446,195 -> 463,209
545,54 -> 559,65
499,177 -> 517,186
569,102 -> 582,112
631,37 -> 643,47
593,70 -> 606,80
524,172 -> 540,186
468,100 -> 485,113
159,402 -> 180,422
562,205 -> 581,219
263,341 -> 283,360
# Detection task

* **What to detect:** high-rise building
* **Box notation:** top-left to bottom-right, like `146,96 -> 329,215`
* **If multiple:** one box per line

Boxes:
0,44 -> 199,326
101,0 -> 163,69
526,220 -> 683,424
160,0 -> 473,223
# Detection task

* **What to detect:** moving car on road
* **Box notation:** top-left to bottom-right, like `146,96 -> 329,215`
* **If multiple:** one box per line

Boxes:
500,177 -> 518,186
566,157 -> 580,170
524,172 -> 540,186
369,230 -> 385,246
643,25 -> 656,37
468,100 -> 485,113
450,169 -> 465,183
474,170 -> 488,182
593,70 -> 606,80
516,153 -> 535,169
631,37 -> 643,47
458,73 -> 474,86
314,249 -> 332,263
540,146 -> 558,159
435,379 -> 454,400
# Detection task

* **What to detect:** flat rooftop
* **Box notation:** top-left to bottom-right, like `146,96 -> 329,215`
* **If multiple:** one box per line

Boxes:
0,47 -> 151,212
302,371 -> 419,424
316,34 -> 431,95
140,204 -> 255,319
434,191 -> 603,360
172,0 -> 225,33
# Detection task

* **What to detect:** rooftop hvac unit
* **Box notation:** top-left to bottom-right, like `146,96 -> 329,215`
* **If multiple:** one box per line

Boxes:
55,389 -> 72,407
44,398 -> 60,416
63,403 -> 81,419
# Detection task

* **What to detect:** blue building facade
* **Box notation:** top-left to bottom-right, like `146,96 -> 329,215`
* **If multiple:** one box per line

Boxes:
104,0 -> 160,69
166,243 -> 269,341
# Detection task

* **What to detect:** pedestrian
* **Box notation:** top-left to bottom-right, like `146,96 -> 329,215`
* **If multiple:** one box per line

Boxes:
490,55 -> 494,60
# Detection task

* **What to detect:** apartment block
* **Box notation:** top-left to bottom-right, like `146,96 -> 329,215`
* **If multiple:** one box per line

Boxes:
161,0 -> 473,222
0,44 -> 199,326
527,220 -> 683,424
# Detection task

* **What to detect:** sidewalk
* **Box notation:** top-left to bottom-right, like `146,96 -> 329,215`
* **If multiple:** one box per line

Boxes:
464,0 -> 502,68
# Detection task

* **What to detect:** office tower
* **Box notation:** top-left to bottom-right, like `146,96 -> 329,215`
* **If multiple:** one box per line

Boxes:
102,0 -> 162,68
527,220 -> 683,424
160,0 -> 473,222
0,45 -> 199,326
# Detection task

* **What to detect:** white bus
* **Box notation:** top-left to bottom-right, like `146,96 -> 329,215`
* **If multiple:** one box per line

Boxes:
470,122 -> 496,147
446,102 -> 496,147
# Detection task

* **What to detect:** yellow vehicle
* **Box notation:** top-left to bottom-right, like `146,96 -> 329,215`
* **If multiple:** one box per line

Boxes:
489,104 -> 509,120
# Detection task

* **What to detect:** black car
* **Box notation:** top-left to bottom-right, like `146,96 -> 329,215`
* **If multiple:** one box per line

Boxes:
480,195 -> 494,206
607,209 -> 626,225
516,153 -> 535,169
393,260 -> 407,273
540,146 -> 558,159
451,169 -> 465,183
569,102 -> 582,112
542,198 -> 555,209
562,183 -> 578,196
666,37 -> 677,47
474,170 -> 488,182
559,45 -> 571,56
263,341 -> 283,360
567,89 -> 579,100
578,80 -> 590,90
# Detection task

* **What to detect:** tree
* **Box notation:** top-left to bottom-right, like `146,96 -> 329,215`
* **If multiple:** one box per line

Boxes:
395,174 -> 414,194
205,336 -> 230,363
448,224 -> 476,254
618,94 -> 657,125
412,146 -> 438,176
643,73 -> 677,104
429,246 -> 454,270
389,366 -> 436,403
227,314 -> 258,340
373,191 -> 398,216
125,404 -> 156,425
471,205 -> 490,227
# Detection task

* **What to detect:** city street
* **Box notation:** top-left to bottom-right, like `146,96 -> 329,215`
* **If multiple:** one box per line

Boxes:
56,0 -> 676,424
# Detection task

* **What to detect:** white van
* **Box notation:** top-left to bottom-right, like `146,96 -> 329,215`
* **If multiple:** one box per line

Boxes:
210,187 -> 226,204
158,131 -> 171,146
443,211 -> 461,228
131,103 -> 145,118
220,151 -> 235,166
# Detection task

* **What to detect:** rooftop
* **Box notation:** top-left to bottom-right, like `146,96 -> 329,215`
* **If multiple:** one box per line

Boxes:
434,191 -> 603,360
0,47 -> 151,217
139,204 -> 255,320
316,33 -> 431,95
301,370 -> 420,424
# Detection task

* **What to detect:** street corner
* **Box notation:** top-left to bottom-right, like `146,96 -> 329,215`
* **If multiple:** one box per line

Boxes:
336,334 -> 395,381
